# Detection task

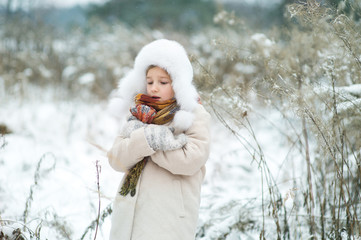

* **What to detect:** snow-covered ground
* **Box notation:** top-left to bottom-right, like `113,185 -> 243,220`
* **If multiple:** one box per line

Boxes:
0,85 -> 301,239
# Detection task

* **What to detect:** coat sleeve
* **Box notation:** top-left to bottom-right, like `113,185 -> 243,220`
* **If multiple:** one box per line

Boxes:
150,105 -> 211,176
107,127 -> 156,172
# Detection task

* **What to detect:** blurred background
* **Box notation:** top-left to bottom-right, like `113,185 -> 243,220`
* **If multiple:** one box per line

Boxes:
0,0 -> 360,99
1,0 -> 361,239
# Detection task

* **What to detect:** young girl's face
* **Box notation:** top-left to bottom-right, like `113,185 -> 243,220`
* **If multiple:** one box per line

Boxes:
146,66 -> 175,101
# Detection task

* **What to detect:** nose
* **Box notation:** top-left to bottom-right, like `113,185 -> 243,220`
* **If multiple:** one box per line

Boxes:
151,83 -> 159,92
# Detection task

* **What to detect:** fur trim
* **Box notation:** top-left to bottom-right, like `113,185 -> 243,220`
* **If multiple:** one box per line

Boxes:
173,110 -> 194,131
108,39 -> 199,131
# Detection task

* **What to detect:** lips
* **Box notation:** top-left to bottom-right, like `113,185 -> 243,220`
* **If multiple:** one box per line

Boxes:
151,96 -> 160,100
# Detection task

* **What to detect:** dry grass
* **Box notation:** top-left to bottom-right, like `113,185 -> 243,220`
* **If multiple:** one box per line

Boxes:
1,1 -> 360,238
194,1 -> 361,238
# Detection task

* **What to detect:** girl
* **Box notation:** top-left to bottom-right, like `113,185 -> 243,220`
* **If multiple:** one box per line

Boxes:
107,39 -> 211,240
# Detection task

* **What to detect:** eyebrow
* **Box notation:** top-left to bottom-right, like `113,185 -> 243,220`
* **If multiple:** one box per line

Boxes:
146,76 -> 170,80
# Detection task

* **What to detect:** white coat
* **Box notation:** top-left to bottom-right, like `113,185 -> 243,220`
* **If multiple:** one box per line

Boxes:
107,104 -> 211,240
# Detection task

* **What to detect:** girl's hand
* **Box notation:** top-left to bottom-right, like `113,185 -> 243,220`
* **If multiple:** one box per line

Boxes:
130,104 -> 156,123
120,117 -> 145,138
144,125 -> 187,151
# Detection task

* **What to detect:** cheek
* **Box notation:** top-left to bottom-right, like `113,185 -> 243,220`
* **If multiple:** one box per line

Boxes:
146,85 -> 151,95
168,86 -> 175,98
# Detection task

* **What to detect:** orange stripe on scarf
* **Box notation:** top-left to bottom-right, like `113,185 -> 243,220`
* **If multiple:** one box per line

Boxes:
133,93 -> 179,125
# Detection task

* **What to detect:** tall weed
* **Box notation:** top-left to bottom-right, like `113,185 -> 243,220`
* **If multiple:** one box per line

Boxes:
195,0 -> 361,238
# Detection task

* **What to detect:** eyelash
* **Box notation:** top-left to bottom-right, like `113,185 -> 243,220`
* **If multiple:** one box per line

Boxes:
147,81 -> 169,85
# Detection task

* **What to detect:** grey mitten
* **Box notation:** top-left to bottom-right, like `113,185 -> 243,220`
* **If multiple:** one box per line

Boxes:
144,125 -> 187,151
120,116 -> 145,138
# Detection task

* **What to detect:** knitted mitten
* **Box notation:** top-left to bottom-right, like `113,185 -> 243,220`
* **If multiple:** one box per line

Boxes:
120,116 -> 145,138
144,125 -> 187,151
131,104 -> 156,123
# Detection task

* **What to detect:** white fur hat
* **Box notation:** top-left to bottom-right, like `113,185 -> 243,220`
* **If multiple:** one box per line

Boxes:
108,39 -> 199,131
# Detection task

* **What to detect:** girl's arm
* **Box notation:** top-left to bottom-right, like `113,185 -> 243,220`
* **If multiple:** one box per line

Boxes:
150,105 -> 211,176
107,127 -> 156,172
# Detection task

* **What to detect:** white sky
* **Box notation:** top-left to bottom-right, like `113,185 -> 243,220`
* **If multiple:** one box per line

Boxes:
0,0 -> 282,9
43,0 -> 106,8
0,0 -> 106,9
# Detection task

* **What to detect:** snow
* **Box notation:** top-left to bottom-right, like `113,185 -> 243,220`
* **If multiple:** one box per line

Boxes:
234,62 -> 257,75
251,33 -> 275,57
0,87 -> 119,240
313,83 -> 361,114
1,84 -> 303,239
62,66 -> 78,79
337,98 -> 361,114
38,65 -> 53,79
339,83 -> 361,97
251,33 -> 274,48
78,73 -> 96,85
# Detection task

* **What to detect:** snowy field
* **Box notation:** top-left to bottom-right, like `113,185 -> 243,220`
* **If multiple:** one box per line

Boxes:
0,84 -> 302,239
2,1 -> 361,237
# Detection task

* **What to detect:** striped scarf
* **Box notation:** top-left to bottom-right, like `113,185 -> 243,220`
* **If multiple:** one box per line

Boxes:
119,94 -> 179,197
